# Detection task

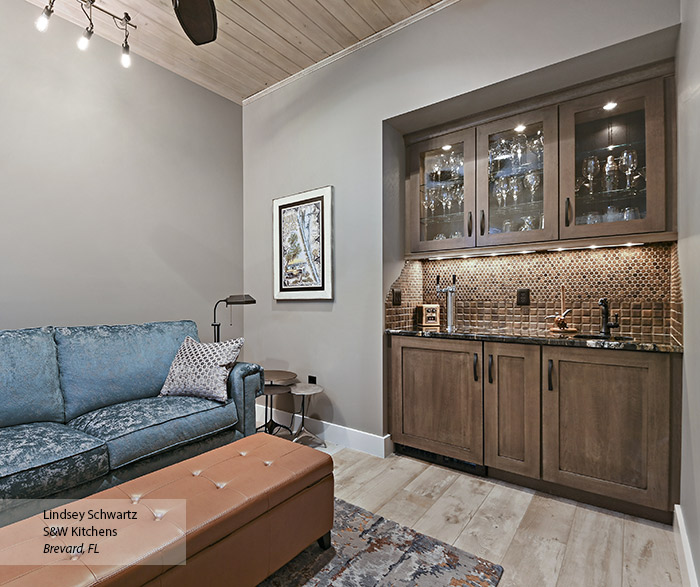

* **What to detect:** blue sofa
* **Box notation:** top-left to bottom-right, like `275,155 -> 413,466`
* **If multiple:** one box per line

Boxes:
0,320 -> 262,510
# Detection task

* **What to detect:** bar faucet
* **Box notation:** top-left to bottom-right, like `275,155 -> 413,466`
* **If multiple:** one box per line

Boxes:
598,298 -> 620,338
437,274 -> 457,333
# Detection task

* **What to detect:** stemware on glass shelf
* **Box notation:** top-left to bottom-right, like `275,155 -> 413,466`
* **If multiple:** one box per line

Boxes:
508,176 -> 523,206
582,156 -> 600,195
619,149 -> 638,190
523,170 -> 541,202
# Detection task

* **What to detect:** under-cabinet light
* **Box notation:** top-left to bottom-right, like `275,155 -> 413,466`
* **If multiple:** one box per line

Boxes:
603,102 -> 618,111
514,124 -> 526,133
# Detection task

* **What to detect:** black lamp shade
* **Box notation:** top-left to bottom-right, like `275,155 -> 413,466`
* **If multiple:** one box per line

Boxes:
172,0 -> 217,46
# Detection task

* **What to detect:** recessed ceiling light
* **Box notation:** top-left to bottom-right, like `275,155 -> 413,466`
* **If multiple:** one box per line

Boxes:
603,102 -> 618,111
514,124 -> 526,133
441,144 -> 452,151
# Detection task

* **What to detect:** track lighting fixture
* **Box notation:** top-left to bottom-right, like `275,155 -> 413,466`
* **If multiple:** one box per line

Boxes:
77,26 -> 93,50
34,0 -> 136,66
118,13 -> 131,68
35,0 -> 55,32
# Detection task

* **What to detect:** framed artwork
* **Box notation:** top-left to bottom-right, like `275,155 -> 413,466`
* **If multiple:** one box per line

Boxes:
273,186 -> 333,300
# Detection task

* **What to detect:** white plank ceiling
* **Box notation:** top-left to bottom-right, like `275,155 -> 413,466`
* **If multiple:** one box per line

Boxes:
23,0 -> 447,103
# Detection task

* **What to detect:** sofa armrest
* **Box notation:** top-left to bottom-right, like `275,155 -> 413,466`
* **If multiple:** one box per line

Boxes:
228,362 -> 264,437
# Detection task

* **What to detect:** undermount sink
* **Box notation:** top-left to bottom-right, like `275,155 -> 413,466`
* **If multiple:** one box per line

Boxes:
573,334 -> 634,341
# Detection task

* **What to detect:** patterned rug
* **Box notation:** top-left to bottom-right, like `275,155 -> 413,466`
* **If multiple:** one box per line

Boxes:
260,498 -> 503,586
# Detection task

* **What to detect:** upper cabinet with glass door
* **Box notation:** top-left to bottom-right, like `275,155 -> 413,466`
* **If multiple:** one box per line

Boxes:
407,129 -> 476,252
559,79 -> 665,238
476,107 -> 558,246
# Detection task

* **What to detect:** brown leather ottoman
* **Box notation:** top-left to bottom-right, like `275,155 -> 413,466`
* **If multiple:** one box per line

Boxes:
0,433 -> 334,586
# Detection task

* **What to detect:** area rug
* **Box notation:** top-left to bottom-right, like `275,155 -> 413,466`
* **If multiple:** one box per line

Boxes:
260,498 -> 503,586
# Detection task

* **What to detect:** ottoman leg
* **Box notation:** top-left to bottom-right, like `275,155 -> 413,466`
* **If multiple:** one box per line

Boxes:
317,531 -> 331,550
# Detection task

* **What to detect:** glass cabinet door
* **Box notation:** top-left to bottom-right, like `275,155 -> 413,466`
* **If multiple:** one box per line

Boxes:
407,129 -> 475,252
476,107 -> 558,246
559,79 -> 665,238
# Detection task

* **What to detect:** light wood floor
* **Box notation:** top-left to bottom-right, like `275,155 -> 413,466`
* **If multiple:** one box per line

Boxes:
331,447 -> 682,587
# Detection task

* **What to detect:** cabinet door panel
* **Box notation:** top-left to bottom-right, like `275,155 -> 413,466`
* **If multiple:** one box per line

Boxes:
559,78 -> 665,238
407,129 -> 476,253
484,343 -> 540,478
476,107 -> 558,246
391,337 -> 483,464
542,347 -> 669,509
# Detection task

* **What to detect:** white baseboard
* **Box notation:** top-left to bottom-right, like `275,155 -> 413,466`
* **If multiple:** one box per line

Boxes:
675,504 -> 699,587
255,404 -> 393,458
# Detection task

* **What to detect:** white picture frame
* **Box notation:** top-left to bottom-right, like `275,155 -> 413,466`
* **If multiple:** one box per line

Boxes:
273,186 -> 333,300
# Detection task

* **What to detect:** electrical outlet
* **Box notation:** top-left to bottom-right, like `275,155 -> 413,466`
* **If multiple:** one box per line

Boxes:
516,288 -> 531,306
392,288 -> 402,306
308,375 -> 317,384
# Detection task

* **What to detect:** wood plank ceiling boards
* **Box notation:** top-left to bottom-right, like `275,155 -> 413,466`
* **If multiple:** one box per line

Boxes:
22,0 -> 453,103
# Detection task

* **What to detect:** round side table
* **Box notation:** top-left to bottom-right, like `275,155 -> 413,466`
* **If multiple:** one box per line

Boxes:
290,383 -> 326,448
259,370 -> 296,436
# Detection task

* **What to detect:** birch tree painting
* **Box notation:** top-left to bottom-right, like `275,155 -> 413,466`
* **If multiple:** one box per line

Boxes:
280,199 -> 323,289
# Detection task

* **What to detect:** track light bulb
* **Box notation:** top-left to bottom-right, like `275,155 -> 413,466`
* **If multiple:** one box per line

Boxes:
121,41 -> 131,68
77,27 -> 93,51
35,6 -> 53,32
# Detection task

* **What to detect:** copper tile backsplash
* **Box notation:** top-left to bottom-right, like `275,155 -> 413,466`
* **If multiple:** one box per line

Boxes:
385,243 -> 683,345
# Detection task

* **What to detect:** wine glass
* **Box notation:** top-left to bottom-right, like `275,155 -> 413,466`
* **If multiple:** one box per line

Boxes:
494,177 -> 508,207
511,134 -> 528,167
619,149 -> 638,190
439,186 -> 452,213
528,130 -> 544,162
523,171 -> 541,202
582,156 -> 601,195
508,176 -> 522,206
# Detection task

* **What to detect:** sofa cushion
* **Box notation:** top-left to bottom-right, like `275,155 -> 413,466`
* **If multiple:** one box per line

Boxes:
0,327 -> 64,427
68,396 -> 239,469
0,422 -> 109,499
160,336 -> 244,402
55,320 -> 199,421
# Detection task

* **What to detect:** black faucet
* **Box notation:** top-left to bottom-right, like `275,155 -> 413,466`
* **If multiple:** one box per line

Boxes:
599,298 -> 620,338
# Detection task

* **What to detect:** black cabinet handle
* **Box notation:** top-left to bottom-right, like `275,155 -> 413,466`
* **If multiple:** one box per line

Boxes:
467,211 -> 473,237
548,359 -> 554,391
473,353 -> 479,382
488,354 -> 493,384
565,198 -> 571,227
480,210 -> 485,236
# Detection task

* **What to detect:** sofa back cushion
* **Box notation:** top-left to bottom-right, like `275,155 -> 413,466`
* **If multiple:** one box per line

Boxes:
55,320 -> 199,422
0,327 -> 64,427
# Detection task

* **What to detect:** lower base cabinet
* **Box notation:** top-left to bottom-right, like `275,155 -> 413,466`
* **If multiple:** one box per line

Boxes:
542,347 -> 673,511
390,336 -> 483,464
484,342 -> 541,479
390,334 -> 680,517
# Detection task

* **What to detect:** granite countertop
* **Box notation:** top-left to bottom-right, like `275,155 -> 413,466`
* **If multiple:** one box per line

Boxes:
386,328 -> 683,353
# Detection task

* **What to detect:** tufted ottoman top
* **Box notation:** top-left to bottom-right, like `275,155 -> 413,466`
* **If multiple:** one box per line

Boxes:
0,434 -> 333,586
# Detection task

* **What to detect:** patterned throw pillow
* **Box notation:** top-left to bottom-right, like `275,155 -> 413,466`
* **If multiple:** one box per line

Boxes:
159,336 -> 244,403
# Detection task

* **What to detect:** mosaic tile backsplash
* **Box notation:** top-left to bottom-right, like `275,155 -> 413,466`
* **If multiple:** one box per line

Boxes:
385,243 -> 683,346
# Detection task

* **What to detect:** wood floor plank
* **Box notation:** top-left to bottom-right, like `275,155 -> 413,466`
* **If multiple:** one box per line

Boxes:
328,449 -> 679,585
556,504 -> 625,587
622,516 -> 682,586
346,456 -> 428,512
333,451 -> 388,501
499,493 -> 577,587
412,474 -> 493,545
453,482 -> 535,564
376,464 -> 459,528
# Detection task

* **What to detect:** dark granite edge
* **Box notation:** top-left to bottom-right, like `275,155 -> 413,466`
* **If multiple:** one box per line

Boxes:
386,329 -> 683,354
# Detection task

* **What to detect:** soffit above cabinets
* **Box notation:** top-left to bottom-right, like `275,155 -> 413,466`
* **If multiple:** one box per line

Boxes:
23,0 -> 448,104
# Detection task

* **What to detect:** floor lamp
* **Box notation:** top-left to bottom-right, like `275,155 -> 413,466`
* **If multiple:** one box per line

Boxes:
212,294 -> 256,342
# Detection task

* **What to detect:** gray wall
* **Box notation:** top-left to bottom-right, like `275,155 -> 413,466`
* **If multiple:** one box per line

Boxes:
1,0 -> 244,344
677,0 -> 700,576
242,0 -> 679,436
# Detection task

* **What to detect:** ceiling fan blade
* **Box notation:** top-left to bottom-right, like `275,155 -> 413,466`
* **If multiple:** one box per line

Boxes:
172,0 -> 217,46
